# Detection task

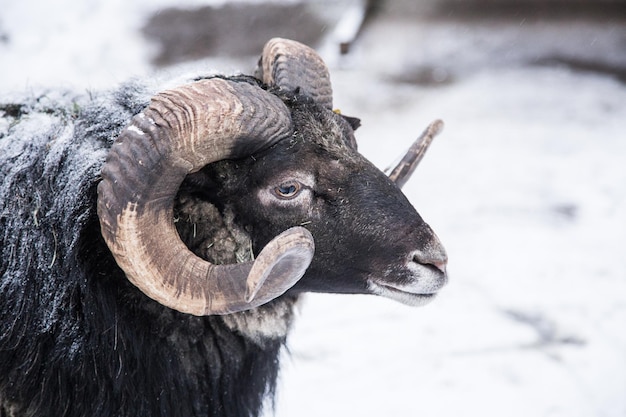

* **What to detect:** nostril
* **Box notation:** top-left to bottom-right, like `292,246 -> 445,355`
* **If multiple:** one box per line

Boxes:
411,250 -> 447,274
431,259 -> 447,274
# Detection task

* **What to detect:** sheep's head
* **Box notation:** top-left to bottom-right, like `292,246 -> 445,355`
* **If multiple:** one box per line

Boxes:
97,38 -> 447,316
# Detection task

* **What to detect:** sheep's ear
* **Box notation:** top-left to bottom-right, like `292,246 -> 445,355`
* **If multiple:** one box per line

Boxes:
341,114 -> 361,131
256,38 -> 333,110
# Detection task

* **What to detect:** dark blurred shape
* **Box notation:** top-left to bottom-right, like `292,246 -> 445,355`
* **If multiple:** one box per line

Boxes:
143,3 -> 326,66
390,65 -> 455,86
536,56 -> 626,84
373,0 -> 626,18
0,19 -> 9,44
336,0 -> 378,55
550,203 -> 579,220
503,309 -> 586,347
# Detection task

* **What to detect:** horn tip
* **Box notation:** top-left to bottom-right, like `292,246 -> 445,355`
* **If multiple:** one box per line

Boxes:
431,119 -> 445,135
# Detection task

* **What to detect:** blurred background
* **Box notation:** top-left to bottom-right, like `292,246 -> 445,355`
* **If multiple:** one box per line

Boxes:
2,0 -> 625,416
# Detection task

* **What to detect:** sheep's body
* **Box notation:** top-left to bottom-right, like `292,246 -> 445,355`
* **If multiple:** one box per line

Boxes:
0,78 -> 296,417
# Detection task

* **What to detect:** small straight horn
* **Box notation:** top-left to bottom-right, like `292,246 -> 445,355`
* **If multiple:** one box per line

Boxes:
386,120 -> 444,189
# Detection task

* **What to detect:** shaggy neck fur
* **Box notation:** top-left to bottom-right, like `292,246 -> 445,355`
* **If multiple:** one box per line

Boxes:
0,78 -> 298,417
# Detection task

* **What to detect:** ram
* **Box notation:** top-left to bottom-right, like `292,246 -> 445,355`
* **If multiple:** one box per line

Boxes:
0,38 -> 447,417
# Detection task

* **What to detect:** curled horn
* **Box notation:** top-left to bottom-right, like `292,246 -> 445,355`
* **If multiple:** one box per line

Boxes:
256,37 -> 333,109
97,78 -> 315,316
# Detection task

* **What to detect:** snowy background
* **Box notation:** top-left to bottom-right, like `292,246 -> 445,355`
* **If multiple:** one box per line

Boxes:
2,0 -> 625,416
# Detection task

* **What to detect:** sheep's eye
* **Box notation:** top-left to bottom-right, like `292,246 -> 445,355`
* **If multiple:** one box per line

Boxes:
274,181 -> 301,200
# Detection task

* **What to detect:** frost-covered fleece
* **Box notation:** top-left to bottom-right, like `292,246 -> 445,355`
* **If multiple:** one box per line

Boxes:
0,77 -> 298,417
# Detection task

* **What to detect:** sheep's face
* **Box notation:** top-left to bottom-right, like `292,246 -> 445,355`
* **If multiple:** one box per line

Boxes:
193,100 -> 447,307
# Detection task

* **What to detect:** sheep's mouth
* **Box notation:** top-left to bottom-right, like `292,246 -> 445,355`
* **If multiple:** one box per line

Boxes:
368,280 -> 439,307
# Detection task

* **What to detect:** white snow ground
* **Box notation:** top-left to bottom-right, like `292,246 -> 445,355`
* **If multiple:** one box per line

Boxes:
1,1 -> 625,416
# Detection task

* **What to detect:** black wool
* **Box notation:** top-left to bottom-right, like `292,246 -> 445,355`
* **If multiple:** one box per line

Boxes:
0,80 -> 294,417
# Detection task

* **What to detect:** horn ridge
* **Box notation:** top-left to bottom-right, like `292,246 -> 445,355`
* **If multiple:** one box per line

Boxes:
258,38 -> 333,110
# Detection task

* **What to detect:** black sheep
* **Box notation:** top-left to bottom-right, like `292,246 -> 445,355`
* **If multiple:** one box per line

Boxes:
0,38 -> 447,417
